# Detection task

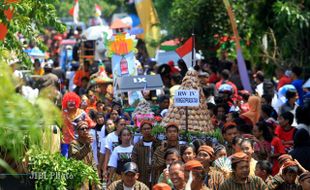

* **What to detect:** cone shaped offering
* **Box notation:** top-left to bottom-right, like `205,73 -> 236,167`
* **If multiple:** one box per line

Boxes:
161,69 -> 213,132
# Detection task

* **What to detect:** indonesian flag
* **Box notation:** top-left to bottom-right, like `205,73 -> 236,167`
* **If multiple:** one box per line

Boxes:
176,37 -> 195,69
95,4 -> 102,17
69,0 -> 79,24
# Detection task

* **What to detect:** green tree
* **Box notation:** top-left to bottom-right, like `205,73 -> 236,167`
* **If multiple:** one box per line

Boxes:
0,0 -> 64,172
0,0 -> 65,68
168,0 -> 310,69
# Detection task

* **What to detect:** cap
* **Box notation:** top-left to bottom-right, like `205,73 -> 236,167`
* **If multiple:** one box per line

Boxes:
278,154 -> 293,165
231,152 -> 249,164
153,183 -> 172,190
184,160 -> 203,171
123,162 -> 138,174
198,145 -> 214,157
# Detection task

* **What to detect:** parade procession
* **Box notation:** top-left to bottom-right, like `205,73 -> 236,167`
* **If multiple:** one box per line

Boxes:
0,0 -> 310,190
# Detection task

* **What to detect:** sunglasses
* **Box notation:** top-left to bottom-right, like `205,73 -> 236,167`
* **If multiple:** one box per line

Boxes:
78,128 -> 89,131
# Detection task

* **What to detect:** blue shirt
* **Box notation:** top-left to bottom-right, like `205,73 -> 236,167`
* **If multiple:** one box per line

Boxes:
292,79 -> 304,105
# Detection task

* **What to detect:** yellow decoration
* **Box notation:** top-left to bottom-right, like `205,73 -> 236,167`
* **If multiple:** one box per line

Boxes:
107,33 -> 137,56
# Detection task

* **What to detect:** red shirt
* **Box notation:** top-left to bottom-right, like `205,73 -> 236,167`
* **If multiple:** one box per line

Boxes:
277,75 -> 292,90
275,126 -> 296,148
208,73 -> 220,84
271,136 -> 286,175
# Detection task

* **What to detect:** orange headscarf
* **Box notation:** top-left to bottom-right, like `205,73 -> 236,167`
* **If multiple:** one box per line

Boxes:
185,160 -> 204,171
153,183 -> 172,190
241,96 -> 261,125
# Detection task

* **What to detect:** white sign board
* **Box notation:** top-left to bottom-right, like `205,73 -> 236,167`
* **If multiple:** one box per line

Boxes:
174,90 -> 199,107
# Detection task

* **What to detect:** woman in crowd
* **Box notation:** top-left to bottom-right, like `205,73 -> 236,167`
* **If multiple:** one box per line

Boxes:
180,144 -> 196,163
241,95 -> 261,126
158,148 -> 181,188
252,121 -> 272,161
107,127 -> 133,185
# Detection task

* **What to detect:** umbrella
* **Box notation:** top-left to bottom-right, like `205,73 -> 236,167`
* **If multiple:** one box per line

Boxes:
82,25 -> 112,41
27,47 -> 45,58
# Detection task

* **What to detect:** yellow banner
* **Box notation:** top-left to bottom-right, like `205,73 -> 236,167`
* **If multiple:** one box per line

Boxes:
135,0 -> 161,57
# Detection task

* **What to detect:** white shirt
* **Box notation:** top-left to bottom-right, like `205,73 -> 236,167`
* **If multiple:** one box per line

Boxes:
123,184 -> 134,190
108,145 -> 133,168
99,125 -> 107,154
255,82 -> 264,97
104,132 -> 119,153
89,129 -> 98,165
65,71 -> 76,92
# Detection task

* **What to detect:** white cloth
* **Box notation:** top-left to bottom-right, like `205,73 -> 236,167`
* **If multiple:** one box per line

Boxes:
255,83 -> 264,97
89,129 -> 98,165
143,141 -> 153,147
104,132 -> 119,152
133,133 -> 142,145
99,125 -> 106,154
108,145 -> 133,168
123,185 -> 134,190
66,71 -> 76,92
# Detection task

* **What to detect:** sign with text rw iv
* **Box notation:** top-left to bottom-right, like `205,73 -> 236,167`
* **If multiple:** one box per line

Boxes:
174,90 -> 199,107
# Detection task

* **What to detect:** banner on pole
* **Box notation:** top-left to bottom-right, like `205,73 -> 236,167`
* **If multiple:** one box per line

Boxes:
174,90 -> 199,107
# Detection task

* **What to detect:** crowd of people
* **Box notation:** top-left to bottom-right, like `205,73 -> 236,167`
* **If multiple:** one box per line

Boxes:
9,28 -> 310,190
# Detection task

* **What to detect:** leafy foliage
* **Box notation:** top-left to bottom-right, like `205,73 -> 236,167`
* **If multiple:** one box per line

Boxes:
0,0 -> 66,68
167,0 -> 310,69
28,150 -> 99,190
0,49 -> 62,171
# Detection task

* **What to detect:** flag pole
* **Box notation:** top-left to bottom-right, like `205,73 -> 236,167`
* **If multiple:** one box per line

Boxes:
191,32 -> 195,68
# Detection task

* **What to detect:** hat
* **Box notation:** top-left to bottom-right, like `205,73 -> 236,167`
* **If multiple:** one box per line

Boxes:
166,122 -> 179,130
278,154 -> 293,165
282,160 -> 297,170
123,162 -> 138,174
219,84 -> 233,93
184,160 -> 204,171
299,172 -> 310,182
153,183 -> 172,190
231,152 -> 249,164
140,120 -> 153,128
76,120 -> 88,129
198,145 -> 214,156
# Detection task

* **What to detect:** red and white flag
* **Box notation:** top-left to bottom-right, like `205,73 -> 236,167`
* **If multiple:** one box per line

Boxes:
176,37 -> 195,69
95,4 -> 102,17
69,0 -> 79,24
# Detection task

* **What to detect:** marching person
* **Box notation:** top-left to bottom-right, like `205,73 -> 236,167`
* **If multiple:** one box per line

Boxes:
219,152 -> 267,190
107,162 -> 149,190
132,121 -> 161,188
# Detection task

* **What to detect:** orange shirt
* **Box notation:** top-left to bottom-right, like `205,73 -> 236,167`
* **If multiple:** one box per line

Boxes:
34,68 -> 44,76
62,108 -> 95,144
73,70 -> 89,87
